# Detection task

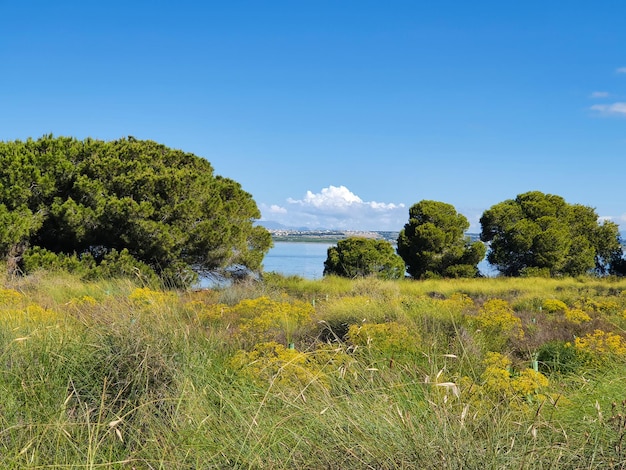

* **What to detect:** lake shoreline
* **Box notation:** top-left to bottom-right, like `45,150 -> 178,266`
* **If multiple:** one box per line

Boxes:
264,240 -> 498,279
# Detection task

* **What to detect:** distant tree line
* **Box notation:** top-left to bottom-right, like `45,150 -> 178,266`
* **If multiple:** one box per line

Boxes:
324,192 -> 624,279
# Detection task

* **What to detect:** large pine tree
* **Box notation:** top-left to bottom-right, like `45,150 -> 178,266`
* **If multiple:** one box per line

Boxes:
0,135 -> 272,286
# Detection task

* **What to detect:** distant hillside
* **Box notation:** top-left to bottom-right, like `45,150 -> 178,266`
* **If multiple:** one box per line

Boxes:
256,220 -> 315,231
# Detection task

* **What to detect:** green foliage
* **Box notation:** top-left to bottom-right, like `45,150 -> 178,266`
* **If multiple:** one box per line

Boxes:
480,191 -> 623,277
0,135 -> 272,287
536,340 -> 586,374
323,236 -> 405,279
22,246 -> 161,285
316,295 -> 400,342
397,200 -> 486,279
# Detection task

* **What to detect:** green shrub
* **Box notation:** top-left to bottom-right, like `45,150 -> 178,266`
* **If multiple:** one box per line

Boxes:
23,246 -> 160,286
315,295 -> 396,342
536,340 -> 586,374
519,267 -> 551,278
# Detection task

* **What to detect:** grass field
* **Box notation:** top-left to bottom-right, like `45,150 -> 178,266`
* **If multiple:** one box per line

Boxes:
3,271 -> 626,468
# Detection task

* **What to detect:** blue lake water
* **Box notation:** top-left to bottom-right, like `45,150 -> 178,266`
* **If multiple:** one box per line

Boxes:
263,242 -> 333,279
263,241 -> 497,279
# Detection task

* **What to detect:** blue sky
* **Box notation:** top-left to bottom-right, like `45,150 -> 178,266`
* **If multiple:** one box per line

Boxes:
2,1 -> 625,232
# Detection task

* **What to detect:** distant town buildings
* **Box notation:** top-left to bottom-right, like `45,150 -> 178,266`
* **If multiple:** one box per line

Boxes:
269,229 -> 482,245
268,229 -> 399,243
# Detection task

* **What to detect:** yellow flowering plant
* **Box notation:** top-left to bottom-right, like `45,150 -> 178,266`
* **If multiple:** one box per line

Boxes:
480,352 -> 549,403
542,298 -> 568,313
563,308 -> 591,325
229,341 -> 329,396
472,299 -> 524,350
574,329 -> 626,362
128,287 -> 177,309
227,296 -> 314,346
0,288 -> 24,307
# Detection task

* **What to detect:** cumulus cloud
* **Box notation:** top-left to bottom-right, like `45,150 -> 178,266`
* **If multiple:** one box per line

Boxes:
288,186 -> 404,213
263,185 -> 407,230
288,185 -> 363,211
268,204 -> 287,214
617,67 -> 626,74
590,91 -> 609,98
599,214 -> 626,227
590,102 -> 626,116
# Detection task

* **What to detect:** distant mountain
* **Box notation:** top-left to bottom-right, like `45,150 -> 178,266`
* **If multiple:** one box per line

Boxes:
255,220 -> 288,230
255,220 -> 317,231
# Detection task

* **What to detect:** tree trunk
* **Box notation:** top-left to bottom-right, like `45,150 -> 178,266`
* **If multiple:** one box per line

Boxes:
7,241 -> 27,277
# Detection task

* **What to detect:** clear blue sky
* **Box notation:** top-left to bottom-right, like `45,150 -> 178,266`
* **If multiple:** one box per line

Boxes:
2,1 -> 625,231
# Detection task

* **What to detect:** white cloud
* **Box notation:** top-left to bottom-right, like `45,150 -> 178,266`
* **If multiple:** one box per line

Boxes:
590,102 -> 626,116
590,91 -> 609,98
617,67 -> 626,74
370,201 -> 403,210
264,185 -> 407,230
268,204 -> 287,214
599,214 -> 626,227
288,185 -> 363,210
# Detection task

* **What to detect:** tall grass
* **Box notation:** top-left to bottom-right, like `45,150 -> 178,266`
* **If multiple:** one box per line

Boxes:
2,272 -> 626,467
